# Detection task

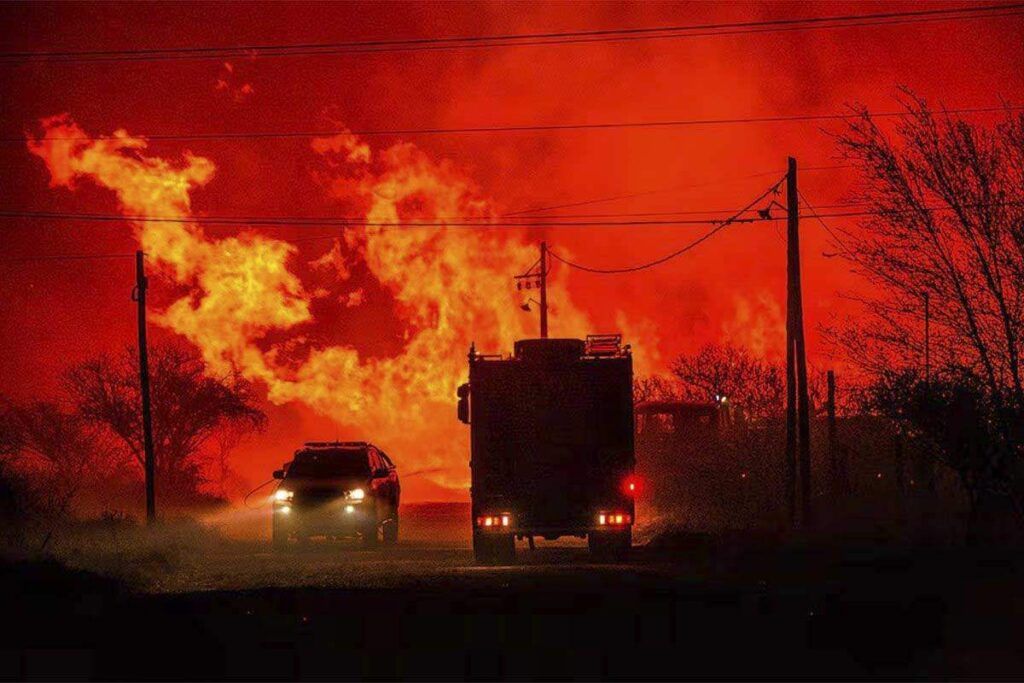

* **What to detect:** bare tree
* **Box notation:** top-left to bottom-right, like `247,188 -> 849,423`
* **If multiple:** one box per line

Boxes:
860,367 -> 1023,538
0,401 -> 21,458
832,92 -> 1024,534
670,344 -> 784,420
65,342 -> 266,503
1,401 -> 123,549
633,375 -> 680,403
6,402 -> 114,518
0,399 -> 27,525
832,91 -> 1024,409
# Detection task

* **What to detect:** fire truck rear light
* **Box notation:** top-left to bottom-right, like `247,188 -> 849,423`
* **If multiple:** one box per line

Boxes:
597,512 -> 631,526
477,514 -> 512,529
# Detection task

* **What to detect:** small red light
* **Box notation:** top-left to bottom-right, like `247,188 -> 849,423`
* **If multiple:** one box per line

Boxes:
623,474 -> 642,497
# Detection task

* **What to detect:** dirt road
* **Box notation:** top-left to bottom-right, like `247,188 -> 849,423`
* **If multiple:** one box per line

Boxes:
109,503 -> 684,593
6,503 -> 1024,679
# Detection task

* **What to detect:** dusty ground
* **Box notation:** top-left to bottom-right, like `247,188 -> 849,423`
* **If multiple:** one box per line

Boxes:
4,503 -> 1024,679
43,502 -> 677,593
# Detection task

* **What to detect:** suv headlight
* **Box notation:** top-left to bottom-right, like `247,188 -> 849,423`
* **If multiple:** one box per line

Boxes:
274,489 -> 293,502
347,488 -> 366,501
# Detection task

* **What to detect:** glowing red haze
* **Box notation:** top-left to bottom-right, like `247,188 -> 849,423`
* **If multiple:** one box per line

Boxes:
2,2 -> 1022,501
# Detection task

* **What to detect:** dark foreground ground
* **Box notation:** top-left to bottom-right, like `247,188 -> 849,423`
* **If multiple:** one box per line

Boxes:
3,503 -> 1023,680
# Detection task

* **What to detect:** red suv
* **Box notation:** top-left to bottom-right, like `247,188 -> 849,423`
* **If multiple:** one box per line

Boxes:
271,441 -> 400,549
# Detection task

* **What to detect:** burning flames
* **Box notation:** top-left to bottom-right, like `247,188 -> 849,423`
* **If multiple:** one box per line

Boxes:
28,114 -> 594,489
721,292 -> 785,359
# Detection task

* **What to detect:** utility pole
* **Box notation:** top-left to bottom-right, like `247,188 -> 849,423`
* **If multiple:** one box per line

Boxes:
539,241 -> 549,339
923,291 -> 930,385
134,251 -> 156,525
514,242 -> 549,338
827,370 -> 837,496
894,431 -> 906,521
785,157 -> 813,529
784,168 -> 798,528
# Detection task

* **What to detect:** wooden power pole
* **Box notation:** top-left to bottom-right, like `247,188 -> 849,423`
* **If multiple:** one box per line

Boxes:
134,251 -> 157,525
827,370 -> 837,496
539,241 -> 549,339
785,157 -> 813,529
923,291 -> 930,385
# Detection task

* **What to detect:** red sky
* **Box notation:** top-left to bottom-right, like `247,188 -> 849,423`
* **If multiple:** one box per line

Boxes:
2,1 -> 1022,502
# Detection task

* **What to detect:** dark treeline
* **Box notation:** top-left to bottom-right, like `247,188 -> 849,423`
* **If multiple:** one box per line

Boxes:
636,95 -> 1024,543
0,341 -> 265,544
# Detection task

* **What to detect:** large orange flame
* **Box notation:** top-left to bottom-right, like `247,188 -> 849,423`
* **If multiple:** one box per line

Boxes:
28,115 -> 597,489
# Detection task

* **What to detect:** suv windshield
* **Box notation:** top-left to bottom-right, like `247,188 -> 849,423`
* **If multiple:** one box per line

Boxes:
287,449 -> 369,478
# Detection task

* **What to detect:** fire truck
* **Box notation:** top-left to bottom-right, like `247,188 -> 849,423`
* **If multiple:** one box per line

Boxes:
458,335 -> 636,564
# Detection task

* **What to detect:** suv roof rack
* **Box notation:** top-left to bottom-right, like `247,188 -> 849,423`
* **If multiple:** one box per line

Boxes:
302,441 -> 368,448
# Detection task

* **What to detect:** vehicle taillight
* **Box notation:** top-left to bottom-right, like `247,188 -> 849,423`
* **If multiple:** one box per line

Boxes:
623,474 -> 641,497
477,513 -> 512,529
597,512 -> 631,526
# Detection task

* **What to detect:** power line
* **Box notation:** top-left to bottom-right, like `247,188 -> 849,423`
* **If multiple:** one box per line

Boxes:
547,175 -> 786,274
798,190 -> 858,255
505,165 -> 849,216
802,204 -> 1024,220
12,9 -> 1019,67
0,252 -> 136,263
798,189 -> 914,294
3,4 -> 1020,64
504,200 -> 862,220
0,181 -> 785,262
4,197 -> 1020,232
5,199 -> 1021,263
11,107 -> 1022,144
0,209 -> 752,228
0,166 -> 846,254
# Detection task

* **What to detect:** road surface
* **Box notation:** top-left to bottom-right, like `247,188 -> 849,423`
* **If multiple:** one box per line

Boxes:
133,502 -> 686,593
5,503 -> 1024,679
